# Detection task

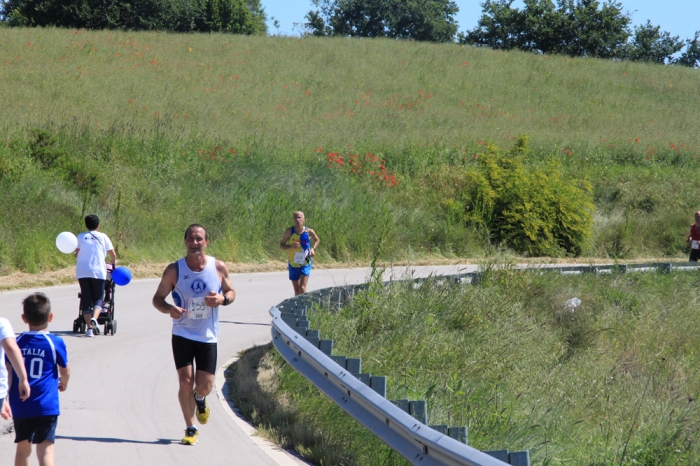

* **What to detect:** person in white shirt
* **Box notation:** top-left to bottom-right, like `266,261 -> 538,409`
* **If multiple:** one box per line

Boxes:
74,214 -> 117,337
0,317 -> 31,420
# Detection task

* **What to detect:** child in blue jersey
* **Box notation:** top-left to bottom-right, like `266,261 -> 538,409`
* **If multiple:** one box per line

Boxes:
6,292 -> 70,466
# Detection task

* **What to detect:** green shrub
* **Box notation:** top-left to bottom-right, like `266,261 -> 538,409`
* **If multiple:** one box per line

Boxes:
28,129 -> 65,169
464,135 -> 594,256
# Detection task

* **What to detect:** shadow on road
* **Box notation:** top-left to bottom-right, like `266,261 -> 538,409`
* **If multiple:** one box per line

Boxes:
56,435 -> 176,445
219,320 -> 270,327
51,331 -> 76,335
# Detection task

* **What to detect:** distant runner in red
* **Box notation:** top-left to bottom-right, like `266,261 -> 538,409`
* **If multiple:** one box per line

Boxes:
687,211 -> 700,262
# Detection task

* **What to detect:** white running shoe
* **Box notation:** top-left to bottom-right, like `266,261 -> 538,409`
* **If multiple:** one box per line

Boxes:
90,318 -> 100,335
85,328 -> 94,337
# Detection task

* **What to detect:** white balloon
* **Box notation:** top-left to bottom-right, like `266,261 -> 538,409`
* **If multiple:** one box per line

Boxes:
56,232 -> 78,254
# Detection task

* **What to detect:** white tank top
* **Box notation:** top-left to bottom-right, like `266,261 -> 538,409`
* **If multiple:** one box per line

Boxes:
171,256 -> 221,343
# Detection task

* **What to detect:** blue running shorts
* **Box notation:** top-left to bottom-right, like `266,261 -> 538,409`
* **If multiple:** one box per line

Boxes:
288,263 -> 312,281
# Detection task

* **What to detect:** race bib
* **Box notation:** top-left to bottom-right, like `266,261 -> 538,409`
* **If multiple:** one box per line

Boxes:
187,297 -> 211,320
693,240 -> 699,250
293,251 -> 307,264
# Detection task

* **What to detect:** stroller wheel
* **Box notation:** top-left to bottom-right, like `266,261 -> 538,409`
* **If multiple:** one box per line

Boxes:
111,320 -> 117,335
72,319 -> 79,334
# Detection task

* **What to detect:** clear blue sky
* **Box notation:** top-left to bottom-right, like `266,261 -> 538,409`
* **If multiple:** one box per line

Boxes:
262,1 -> 700,41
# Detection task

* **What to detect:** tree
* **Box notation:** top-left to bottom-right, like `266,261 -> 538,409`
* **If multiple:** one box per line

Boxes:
304,0 -> 459,43
0,0 -> 267,34
558,0 -> 632,59
673,31 -> 700,68
462,0 -> 699,66
460,0 -> 632,59
627,20 -> 684,64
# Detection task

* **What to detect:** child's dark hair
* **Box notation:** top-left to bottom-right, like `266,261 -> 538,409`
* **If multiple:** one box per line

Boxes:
22,292 -> 51,326
85,214 -> 100,231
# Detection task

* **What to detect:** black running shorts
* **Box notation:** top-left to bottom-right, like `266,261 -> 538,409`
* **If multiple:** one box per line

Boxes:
171,335 -> 218,374
14,416 -> 58,444
690,249 -> 700,262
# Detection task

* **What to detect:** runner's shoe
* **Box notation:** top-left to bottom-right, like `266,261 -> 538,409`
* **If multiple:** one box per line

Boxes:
194,392 -> 210,424
90,318 -> 100,335
85,328 -> 94,337
181,426 -> 198,445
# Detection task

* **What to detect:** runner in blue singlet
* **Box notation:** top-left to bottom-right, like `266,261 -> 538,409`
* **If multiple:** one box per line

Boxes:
280,211 -> 321,296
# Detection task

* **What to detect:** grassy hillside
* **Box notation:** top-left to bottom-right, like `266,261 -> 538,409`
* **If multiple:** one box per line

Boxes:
232,270 -> 700,465
2,28 -> 699,151
1,28 -> 699,272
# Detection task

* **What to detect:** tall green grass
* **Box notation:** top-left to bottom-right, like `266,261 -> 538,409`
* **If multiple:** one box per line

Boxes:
2,28 -> 699,152
266,269 -> 700,465
1,28 -> 699,272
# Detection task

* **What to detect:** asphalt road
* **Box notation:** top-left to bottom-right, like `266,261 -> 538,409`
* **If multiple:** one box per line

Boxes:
0,264 -> 475,465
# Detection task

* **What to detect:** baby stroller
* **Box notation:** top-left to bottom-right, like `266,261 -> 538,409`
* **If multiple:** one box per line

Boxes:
72,263 -> 117,336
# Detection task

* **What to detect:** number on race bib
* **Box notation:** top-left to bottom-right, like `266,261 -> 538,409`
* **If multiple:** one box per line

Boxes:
187,297 -> 211,319
293,251 -> 307,264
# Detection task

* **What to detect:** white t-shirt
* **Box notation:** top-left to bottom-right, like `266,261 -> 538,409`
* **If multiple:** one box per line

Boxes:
0,317 -> 16,399
76,231 -> 114,280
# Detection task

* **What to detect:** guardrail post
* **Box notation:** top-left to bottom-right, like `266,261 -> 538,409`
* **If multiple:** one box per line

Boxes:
391,399 -> 409,413
319,339 -> 334,356
308,337 -> 320,347
357,373 -> 371,386
330,355 -> 346,367
660,263 -> 672,273
281,314 -> 297,327
346,358 -> 362,375
409,400 -> 427,424
448,426 -> 467,444
484,450 -> 509,462
509,450 -> 530,466
370,376 -> 387,397
430,424 -> 448,434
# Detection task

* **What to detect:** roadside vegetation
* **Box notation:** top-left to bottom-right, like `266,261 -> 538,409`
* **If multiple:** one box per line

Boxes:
1,28 -> 699,275
233,268 -> 700,465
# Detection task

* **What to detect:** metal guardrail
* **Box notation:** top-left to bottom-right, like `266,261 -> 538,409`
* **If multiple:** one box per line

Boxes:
271,307 -> 510,466
268,261 -> 700,466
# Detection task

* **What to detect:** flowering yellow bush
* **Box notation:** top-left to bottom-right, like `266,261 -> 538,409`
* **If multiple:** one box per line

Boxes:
468,135 -> 594,256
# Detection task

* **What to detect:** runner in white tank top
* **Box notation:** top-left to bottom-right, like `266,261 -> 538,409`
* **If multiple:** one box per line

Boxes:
171,255 -> 221,343
152,224 -> 236,445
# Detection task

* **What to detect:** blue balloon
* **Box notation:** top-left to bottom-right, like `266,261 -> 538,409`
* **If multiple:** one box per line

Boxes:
112,267 -> 132,286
